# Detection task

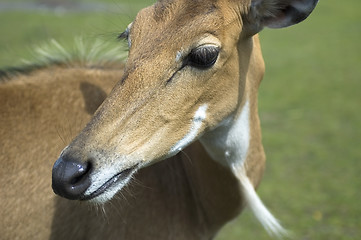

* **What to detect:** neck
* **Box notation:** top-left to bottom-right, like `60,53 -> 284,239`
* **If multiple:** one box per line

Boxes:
199,35 -> 263,180
200,35 -> 287,237
200,98 -> 250,168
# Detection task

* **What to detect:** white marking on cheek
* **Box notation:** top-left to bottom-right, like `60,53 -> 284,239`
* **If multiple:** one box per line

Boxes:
169,104 -> 208,154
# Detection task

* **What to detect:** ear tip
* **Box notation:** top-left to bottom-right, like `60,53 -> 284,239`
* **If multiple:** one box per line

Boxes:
307,0 -> 319,12
295,0 -> 320,22
298,0 -> 319,14
266,0 -> 319,28
243,0 -> 319,34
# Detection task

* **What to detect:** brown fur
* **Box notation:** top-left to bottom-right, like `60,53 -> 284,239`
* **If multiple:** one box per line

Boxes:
0,65 -> 122,239
0,64 -> 244,239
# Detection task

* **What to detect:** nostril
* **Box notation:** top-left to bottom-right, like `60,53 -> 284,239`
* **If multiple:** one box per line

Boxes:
70,161 -> 92,185
52,156 -> 92,200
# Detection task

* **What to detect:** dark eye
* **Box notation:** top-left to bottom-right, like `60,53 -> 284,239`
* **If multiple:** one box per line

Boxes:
187,46 -> 219,69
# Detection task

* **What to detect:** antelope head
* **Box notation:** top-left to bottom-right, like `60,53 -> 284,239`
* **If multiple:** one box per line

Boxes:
52,0 -> 318,203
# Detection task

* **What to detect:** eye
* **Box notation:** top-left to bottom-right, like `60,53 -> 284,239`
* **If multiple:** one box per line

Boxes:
187,45 -> 219,69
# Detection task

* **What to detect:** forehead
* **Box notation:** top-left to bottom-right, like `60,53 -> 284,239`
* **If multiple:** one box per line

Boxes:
131,0 -> 225,45
153,0 -> 219,21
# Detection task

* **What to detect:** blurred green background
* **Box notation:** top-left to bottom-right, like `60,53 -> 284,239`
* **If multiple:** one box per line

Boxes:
0,0 -> 360,239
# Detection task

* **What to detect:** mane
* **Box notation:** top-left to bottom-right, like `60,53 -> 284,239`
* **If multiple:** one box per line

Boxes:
0,38 -> 127,81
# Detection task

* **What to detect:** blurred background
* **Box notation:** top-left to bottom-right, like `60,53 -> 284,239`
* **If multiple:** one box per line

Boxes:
0,0 -> 360,239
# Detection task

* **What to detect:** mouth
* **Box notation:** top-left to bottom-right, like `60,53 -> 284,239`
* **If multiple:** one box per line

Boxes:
80,164 -> 139,201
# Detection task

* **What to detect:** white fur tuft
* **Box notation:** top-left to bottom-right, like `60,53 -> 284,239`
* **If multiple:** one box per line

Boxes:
232,165 -> 289,238
201,99 -> 288,238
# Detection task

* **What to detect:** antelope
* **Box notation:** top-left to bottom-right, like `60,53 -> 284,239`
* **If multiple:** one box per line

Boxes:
1,0 -> 318,239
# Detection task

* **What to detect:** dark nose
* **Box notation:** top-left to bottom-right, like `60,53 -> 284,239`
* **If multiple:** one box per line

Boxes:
52,155 -> 92,200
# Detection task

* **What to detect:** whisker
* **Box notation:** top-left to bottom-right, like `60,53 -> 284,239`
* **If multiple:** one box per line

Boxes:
180,149 -> 193,165
55,125 -> 66,145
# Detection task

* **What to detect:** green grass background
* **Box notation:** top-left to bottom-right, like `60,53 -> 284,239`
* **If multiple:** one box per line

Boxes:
1,0 -> 360,239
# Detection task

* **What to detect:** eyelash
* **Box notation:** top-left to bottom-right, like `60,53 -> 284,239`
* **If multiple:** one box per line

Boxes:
184,46 -> 220,69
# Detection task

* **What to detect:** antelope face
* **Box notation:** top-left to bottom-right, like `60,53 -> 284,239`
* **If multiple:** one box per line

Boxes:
52,0 -> 318,202
52,0 -> 243,203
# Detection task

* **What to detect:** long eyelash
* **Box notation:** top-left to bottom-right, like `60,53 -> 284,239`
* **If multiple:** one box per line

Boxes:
185,46 -> 219,69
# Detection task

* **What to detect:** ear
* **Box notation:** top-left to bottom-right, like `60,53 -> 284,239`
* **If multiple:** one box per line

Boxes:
243,0 -> 318,34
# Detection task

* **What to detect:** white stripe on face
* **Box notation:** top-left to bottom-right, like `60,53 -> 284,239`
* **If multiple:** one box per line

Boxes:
169,104 -> 208,154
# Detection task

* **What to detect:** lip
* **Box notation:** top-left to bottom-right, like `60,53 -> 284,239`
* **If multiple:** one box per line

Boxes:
80,164 -> 139,201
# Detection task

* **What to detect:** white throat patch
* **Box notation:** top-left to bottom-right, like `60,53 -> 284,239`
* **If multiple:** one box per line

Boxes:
200,99 -> 287,237
200,100 -> 250,167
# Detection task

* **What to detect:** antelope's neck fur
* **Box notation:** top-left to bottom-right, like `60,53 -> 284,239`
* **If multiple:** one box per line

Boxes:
200,98 -> 286,237
200,99 -> 250,168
